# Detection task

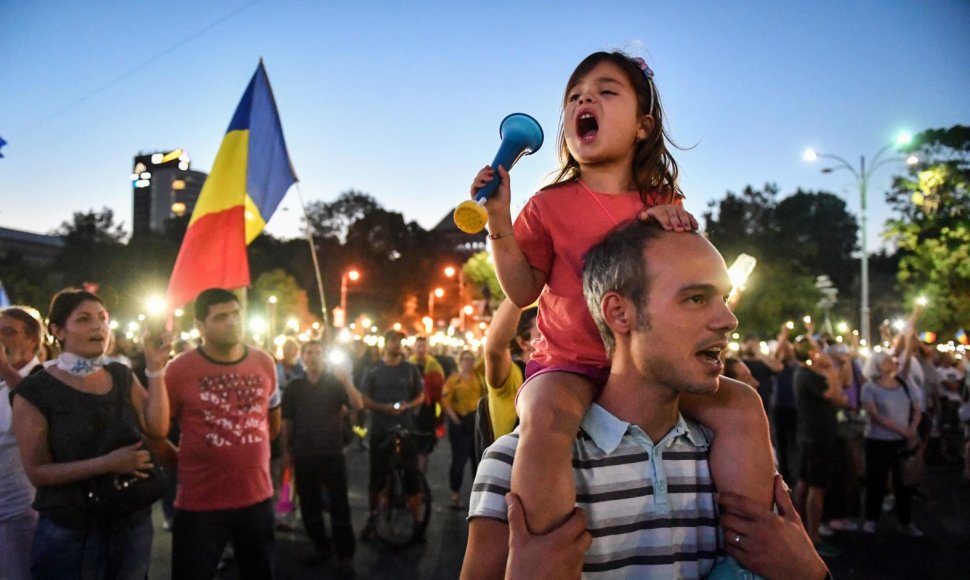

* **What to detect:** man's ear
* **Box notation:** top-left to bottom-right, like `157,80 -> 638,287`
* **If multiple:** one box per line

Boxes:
601,292 -> 635,336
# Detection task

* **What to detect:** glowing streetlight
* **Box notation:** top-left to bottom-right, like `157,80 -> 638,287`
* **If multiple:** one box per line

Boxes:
429,287 -> 445,320
803,131 -> 918,347
338,269 -> 361,327
444,265 -> 468,330
266,295 -> 278,350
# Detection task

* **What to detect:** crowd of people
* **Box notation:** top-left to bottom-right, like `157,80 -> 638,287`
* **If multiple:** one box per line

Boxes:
722,309 -> 970,559
0,274 -> 967,579
1,47 -> 967,580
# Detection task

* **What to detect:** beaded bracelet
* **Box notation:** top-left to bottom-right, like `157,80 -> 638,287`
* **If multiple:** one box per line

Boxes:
487,230 -> 513,240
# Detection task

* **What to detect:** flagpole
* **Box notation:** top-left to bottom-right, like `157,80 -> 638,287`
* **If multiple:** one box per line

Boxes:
294,183 -> 330,335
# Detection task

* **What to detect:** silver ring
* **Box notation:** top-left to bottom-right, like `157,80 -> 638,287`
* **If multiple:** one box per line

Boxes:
733,533 -> 742,545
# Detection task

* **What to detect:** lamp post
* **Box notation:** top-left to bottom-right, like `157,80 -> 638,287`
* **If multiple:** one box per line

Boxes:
804,133 -> 918,348
444,265 -> 467,331
428,287 -> 444,322
338,269 -> 360,327
267,295 -> 278,350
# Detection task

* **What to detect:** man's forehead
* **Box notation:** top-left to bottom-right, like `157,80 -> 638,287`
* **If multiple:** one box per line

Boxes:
207,302 -> 241,316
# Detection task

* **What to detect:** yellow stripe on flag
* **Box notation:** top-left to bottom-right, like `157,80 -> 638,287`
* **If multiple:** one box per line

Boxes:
189,131 -> 249,226
244,194 -> 267,244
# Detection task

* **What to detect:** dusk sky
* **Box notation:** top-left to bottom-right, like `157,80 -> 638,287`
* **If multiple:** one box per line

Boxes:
2,1 -> 968,252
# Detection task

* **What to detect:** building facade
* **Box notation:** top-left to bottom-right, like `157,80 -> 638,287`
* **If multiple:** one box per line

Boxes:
131,149 -> 206,237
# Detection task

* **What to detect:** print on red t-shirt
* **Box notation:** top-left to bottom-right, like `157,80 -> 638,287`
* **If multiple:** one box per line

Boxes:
166,347 -> 277,511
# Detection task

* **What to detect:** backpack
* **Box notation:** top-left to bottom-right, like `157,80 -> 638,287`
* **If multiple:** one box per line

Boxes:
474,395 -> 495,462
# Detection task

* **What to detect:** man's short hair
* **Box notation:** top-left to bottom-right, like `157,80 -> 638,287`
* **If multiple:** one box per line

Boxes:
384,330 -> 405,344
793,336 -> 813,362
301,339 -> 324,355
582,220 -> 685,355
510,307 -> 538,355
0,306 -> 43,345
194,288 -> 240,321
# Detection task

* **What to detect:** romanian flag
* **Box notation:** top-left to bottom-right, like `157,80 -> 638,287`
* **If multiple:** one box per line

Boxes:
166,61 -> 297,308
956,328 -> 968,346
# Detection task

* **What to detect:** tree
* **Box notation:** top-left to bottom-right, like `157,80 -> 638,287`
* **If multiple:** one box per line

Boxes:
886,125 -> 970,335
304,190 -> 380,242
51,207 -> 128,294
463,251 -> 503,306
251,268 -> 309,334
702,184 -> 780,262
704,184 -> 860,335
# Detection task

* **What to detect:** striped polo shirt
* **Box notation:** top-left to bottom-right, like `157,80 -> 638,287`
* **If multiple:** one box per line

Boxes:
468,403 -> 722,579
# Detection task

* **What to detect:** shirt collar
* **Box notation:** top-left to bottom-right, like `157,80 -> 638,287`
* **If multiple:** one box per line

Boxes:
581,403 -> 710,454
18,357 -> 41,378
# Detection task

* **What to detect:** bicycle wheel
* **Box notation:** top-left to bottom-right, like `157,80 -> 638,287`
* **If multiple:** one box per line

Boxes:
411,468 -> 432,540
374,467 -> 432,549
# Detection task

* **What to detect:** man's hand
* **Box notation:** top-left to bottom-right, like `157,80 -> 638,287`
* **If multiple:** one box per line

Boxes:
718,475 -> 828,580
505,492 -> 590,580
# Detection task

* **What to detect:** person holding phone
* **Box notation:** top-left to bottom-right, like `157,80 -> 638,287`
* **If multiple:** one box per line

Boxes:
358,331 -> 424,541
12,289 -> 171,579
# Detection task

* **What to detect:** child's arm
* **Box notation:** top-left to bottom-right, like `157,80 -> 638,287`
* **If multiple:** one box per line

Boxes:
484,299 -> 520,390
473,165 -> 547,307
638,204 -> 699,232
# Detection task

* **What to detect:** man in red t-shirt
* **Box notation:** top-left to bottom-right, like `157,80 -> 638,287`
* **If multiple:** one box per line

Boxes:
165,288 -> 281,580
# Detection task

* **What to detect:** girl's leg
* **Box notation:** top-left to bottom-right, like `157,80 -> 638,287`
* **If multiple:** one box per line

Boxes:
511,371 -> 595,534
680,377 -> 774,509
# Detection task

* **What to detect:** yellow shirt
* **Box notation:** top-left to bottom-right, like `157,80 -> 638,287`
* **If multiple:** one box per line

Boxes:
442,373 -> 484,417
486,362 -> 523,439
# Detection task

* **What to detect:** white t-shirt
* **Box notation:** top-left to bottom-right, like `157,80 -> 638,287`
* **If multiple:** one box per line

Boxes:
0,357 -> 41,520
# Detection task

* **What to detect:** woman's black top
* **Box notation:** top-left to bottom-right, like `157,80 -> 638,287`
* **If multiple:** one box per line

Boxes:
15,363 -> 139,528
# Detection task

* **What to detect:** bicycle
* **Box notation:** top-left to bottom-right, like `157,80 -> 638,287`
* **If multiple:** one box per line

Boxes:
370,425 -> 432,549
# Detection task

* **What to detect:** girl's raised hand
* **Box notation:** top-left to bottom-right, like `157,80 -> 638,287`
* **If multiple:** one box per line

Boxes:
470,165 -> 512,219
638,204 -> 699,232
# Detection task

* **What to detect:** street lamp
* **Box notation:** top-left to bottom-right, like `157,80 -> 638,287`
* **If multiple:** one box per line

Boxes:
444,265 -> 467,331
266,295 -> 278,350
803,132 -> 918,347
428,287 -> 444,321
338,269 -> 361,327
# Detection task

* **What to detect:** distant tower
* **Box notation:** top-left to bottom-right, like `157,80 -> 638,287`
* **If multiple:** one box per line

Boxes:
131,149 -> 207,237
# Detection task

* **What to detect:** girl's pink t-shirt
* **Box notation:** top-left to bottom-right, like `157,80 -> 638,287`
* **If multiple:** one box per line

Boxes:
513,181 -> 681,369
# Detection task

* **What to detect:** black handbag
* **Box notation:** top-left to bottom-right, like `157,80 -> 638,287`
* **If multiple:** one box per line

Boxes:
87,367 -> 166,519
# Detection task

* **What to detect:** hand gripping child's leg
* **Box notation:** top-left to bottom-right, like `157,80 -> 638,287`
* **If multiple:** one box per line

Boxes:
511,371 -> 596,535
680,376 -> 775,509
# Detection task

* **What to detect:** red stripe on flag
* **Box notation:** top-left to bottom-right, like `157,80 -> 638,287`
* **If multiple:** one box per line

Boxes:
166,207 -> 249,308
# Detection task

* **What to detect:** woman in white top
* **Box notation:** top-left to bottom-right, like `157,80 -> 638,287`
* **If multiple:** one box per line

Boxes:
860,351 -> 923,536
